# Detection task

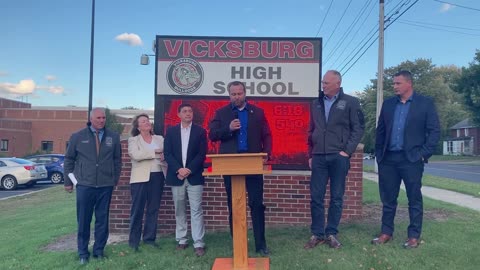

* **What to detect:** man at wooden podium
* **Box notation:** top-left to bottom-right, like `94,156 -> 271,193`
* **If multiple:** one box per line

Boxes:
209,80 -> 272,256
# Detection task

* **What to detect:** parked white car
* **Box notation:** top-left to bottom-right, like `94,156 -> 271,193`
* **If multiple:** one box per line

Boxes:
0,158 -> 47,190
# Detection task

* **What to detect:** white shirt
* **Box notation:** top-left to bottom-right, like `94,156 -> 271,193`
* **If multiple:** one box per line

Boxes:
181,123 -> 192,167
141,137 -> 162,172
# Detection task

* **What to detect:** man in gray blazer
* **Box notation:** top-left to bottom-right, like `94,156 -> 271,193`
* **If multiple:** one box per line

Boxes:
64,108 -> 122,265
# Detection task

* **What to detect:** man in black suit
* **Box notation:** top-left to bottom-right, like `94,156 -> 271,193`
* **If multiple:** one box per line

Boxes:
372,70 -> 440,248
164,104 -> 208,257
209,81 -> 272,256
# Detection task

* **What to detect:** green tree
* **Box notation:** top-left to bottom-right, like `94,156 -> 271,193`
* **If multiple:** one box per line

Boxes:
358,59 -> 469,154
452,50 -> 480,125
121,106 -> 140,110
105,108 -> 125,134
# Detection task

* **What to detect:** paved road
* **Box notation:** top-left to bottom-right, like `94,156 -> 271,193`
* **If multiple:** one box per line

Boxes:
0,181 -> 56,200
364,159 -> 480,184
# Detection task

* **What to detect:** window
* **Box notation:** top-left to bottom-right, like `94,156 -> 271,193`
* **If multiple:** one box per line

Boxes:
37,156 -> 53,164
465,128 -> 469,136
465,141 -> 470,153
447,141 -> 453,153
41,141 -> 54,152
456,129 -> 460,137
0,139 -> 8,151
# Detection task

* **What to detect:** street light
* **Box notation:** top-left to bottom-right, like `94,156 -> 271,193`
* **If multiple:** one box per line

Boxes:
87,0 -> 96,123
140,40 -> 157,65
140,54 -> 154,65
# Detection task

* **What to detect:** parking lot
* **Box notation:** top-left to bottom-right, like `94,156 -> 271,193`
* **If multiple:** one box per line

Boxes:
0,181 -> 56,200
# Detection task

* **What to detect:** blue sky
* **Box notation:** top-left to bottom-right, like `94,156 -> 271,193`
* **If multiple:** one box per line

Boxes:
1,0 -> 479,109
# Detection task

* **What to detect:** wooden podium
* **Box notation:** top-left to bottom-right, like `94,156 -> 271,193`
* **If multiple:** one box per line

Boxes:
203,153 -> 271,270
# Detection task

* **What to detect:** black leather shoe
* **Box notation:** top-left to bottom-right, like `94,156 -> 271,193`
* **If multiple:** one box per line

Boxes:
326,235 -> 342,249
79,257 -> 89,265
144,241 -> 160,248
304,235 -> 326,249
256,247 -> 270,257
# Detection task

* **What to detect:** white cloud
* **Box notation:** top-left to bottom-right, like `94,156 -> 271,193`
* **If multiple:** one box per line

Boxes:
0,79 -> 36,95
115,33 -> 143,46
0,79 -> 65,96
45,75 -> 57,82
0,71 -> 8,77
440,3 -> 454,12
249,28 -> 257,34
37,85 -> 65,94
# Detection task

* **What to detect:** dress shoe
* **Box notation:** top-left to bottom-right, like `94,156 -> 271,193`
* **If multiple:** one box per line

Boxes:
144,241 -> 160,248
256,247 -> 270,257
93,254 -> 107,260
403,238 -> 419,249
176,243 -> 188,250
304,235 -> 325,249
79,257 -> 89,265
194,247 -> 206,257
371,234 -> 393,245
326,235 -> 342,249
129,244 -> 140,252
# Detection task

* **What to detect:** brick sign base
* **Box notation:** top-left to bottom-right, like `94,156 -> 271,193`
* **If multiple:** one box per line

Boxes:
110,141 -> 363,234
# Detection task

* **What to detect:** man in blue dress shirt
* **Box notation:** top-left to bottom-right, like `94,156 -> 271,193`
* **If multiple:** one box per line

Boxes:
372,70 -> 440,248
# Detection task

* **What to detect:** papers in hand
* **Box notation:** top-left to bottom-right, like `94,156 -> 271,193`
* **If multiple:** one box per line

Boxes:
68,173 -> 78,186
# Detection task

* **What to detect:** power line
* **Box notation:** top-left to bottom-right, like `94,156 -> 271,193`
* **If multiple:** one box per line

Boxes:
384,0 -> 420,30
323,0 -> 354,49
400,19 -> 480,32
323,0 -> 375,65
433,0 -> 480,12
341,0 -> 420,75
327,0 -> 377,68
315,0 -> 334,37
334,0 -> 409,72
399,21 -> 480,36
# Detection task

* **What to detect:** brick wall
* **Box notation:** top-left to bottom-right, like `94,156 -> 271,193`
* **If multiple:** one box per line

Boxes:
0,97 -> 31,109
110,140 -> 364,234
0,119 -> 32,157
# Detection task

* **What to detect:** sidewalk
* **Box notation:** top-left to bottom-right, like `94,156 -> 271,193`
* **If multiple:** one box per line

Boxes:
363,172 -> 480,212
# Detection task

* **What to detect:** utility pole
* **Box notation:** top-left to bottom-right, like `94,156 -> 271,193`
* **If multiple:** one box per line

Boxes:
375,0 -> 385,173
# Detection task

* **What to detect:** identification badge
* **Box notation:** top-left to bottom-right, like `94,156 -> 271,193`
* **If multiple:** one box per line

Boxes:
106,137 -> 113,147
336,100 -> 347,110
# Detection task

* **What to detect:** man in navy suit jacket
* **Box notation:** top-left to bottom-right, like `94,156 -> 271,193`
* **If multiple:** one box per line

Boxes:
372,70 -> 440,249
164,104 -> 208,257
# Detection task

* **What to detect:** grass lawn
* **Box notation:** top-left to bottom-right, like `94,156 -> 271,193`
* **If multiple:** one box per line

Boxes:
1,183 -> 480,270
428,155 -> 480,162
363,164 -> 480,198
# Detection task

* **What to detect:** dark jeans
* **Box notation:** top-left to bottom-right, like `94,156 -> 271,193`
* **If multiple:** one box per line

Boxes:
224,175 -> 266,251
378,151 -> 424,238
310,153 -> 350,238
129,172 -> 165,247
76,185 -> 114,259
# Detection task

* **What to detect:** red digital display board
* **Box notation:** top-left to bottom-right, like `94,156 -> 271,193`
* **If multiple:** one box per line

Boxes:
162,98 -> 312,170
